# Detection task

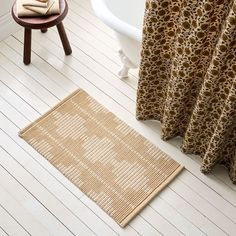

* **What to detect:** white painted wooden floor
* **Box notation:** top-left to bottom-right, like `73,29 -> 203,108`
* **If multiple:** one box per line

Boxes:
0,0 -> 236,235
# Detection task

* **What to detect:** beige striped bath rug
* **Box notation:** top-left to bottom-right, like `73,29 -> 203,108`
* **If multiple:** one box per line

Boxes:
19,90 -> 184,227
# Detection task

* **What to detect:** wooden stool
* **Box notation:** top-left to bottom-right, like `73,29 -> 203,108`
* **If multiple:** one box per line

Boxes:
12,0 -> 72,65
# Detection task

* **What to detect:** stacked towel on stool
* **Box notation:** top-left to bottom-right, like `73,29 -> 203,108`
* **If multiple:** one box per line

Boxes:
17,0 -> 60,17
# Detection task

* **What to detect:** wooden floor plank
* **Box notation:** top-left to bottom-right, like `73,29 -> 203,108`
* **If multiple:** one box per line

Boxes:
0,66 -> 49,114
69,0 -> 116,38
14,31 -> 137,100
64,17 -> 122,65
171,179 -> 236,235
179,170 -> 236,223
0,52 -> 59,107
0,163 -> 52,236
0,204 -> 29,236
0,161 -> 72,236
73,0 -> 98,15
159,186 -> 226,235
129,215 -> 162,236
0,131 -> 95,236
9,33 -> 136,115
81,196 -> 142,236
0,227 -> 8,236
0,42 -> 68,100
67,3 -> 118,51
49,27 -> 138,91
0,97 -> 29,128
141,205 -> 183,236
0,81 -> 40,121
213,166 -> 236,193
149,196 -> 205,236
59,27 -> 138,89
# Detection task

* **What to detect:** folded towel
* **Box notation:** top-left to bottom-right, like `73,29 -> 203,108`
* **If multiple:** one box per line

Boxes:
22,0 -> 49,8
24,0 -> 55,14
17,0 -> 60,17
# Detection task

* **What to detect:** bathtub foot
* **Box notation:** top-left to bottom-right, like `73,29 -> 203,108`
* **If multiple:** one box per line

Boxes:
118,49 -> 136,79
118,65 -> 129,79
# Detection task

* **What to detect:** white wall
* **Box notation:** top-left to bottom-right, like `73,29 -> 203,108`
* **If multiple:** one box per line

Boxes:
0,0 -> 20,41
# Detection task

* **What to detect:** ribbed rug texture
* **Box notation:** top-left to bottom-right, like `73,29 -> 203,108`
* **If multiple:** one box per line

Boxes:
19,90 -> 184,227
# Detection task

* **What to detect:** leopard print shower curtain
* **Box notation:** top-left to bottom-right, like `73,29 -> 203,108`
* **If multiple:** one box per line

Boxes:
137,0 -> 236,183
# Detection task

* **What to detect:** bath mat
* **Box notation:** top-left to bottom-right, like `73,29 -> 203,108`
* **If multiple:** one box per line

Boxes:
19,90 -> 184,227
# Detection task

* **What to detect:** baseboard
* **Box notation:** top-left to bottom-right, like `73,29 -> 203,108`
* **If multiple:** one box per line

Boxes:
0,12 -> 20,41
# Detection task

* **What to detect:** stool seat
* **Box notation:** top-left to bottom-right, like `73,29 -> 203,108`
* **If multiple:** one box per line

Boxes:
12,0 -> 67,29
12,0 -> 72,65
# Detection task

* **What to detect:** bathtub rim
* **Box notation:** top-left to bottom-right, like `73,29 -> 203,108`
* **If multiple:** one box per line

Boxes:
91,0 -> 142,42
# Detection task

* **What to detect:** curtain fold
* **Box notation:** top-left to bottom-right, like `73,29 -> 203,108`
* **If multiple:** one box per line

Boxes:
137,0 -> 236,183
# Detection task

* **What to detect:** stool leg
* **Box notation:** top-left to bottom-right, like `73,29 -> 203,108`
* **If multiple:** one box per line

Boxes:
24,28 -> 32,65
41,28 -> 47,33
56,22 -> 72,55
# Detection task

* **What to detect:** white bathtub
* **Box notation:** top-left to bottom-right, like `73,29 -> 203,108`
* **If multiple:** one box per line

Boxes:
91,0 -> 145,78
